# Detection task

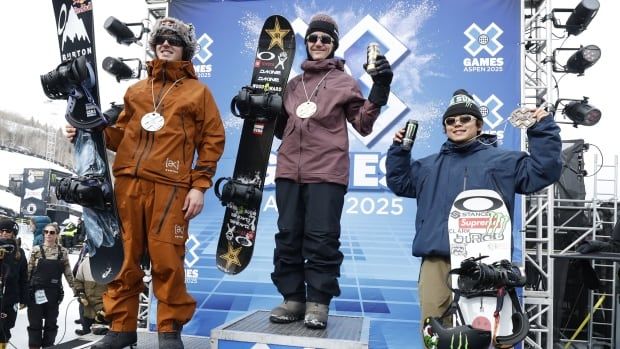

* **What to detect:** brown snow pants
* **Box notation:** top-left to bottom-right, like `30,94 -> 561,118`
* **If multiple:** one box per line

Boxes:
102,176 -> 196,332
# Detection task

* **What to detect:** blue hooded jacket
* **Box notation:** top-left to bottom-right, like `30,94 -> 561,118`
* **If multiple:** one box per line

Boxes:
386,116 -> 562,258
31,215 -> 52,246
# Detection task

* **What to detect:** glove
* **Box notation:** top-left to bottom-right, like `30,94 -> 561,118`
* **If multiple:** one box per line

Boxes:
95,310 -> 107,323
364,55 -> 393,86
365,55 -> 393,106
577,240 -> 613,253
79,297 -> 89,306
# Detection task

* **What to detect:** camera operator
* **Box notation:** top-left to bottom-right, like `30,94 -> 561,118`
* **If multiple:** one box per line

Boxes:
0,219 -> 28,349
386,89 -> 562,343
26,223 -> 75,349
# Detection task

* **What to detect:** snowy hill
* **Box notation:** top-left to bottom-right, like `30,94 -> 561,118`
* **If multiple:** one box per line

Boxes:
0,149 -> 75,213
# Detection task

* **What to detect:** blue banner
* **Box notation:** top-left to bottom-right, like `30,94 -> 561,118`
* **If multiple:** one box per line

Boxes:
150,1 -> 521,347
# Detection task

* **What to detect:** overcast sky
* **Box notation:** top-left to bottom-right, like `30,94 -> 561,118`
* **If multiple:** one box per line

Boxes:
0,0 -> 618,198
0,0 -> 148,128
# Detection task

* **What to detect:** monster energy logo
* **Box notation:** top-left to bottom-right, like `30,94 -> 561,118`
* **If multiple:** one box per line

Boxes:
450,332 -> 469,349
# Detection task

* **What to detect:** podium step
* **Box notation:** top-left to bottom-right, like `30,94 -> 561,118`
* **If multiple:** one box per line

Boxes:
210,310 -> 369,349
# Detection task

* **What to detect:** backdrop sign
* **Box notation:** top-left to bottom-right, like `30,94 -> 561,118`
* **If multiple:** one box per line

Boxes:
151,1 -> 521,347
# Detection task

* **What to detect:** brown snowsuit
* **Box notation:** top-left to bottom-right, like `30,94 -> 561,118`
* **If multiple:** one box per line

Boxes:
102,59 -> 225,332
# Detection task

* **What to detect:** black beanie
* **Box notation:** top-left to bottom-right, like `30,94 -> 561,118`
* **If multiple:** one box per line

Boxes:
305,14 -> 339,59
442,89 -> 483,122
0,219 -> 19,235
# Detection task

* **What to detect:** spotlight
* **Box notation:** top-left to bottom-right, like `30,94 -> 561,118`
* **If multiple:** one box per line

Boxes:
565,0 -> 600,36
103,16 -> 147,45
552,46 -> 601,75
566,45 -> 601,74
102,57 -> 142,82
550,0 -> 600,36
555,97 -> 601,127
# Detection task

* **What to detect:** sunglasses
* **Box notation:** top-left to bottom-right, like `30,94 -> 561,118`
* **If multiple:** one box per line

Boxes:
43,230 -> 57,235
153,35 -> 185,47
0,229 -> 14,234
444,115 -> 474,126
306,34 -> 334,45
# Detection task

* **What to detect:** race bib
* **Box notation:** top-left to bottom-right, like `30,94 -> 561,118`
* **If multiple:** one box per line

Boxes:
35,289 -> 48,305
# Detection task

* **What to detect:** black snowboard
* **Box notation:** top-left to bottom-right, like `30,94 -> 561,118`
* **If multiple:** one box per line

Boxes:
215,15 -> 295,274
46,0 -> 123,284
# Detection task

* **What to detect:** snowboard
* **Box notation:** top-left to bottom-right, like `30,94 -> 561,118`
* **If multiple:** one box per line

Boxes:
47,0 -> 123,284
215,15 -> 295,274
448,189 -> 514,341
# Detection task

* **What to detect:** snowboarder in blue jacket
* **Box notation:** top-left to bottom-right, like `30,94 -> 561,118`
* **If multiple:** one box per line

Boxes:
385,89 -> 562,338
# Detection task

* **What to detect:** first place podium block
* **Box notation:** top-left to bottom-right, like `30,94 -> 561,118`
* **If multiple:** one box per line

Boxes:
210,310 -> 370,349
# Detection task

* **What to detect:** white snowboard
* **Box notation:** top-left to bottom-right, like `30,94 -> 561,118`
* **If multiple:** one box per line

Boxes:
448,189 -> 515,343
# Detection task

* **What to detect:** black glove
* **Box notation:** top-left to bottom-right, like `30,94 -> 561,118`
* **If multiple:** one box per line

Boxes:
365,55 -> 393,86
576,240 -> 616,253
365,55 -> 393,106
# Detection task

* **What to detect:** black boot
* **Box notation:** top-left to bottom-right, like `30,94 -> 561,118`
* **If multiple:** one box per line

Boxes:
91,331 -> 137,349
75,317 -> 94,335
158,332 -> 184,349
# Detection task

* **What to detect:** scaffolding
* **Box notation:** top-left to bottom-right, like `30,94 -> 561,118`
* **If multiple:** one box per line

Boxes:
521,1 -> 618,348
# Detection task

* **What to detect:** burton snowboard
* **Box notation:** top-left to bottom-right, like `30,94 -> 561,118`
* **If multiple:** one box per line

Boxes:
214,15 -> 295,274
448,189 -> 514,341
45,0 -> 123,284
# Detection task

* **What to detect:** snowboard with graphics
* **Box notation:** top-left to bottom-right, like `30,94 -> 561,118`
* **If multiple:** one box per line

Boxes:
215,15 -> 295,274
47,0 -> 123,284
448,189 -> 514,343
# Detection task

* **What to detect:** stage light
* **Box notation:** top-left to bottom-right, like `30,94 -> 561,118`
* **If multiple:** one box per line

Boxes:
556,97 -> 601,127
565,0 -> 600,36
550,0 -> 600,36
552,46 -> 601,75
566,45 -> 601,74
104,16 -> 147,45
102,57 -> 142,82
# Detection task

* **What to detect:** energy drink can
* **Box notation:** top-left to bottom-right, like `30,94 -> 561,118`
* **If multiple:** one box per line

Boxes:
401,119 -> 418,152
366,42 -> 380,72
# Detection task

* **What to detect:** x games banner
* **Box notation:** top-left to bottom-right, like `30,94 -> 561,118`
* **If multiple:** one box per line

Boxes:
163,1 -> 521,347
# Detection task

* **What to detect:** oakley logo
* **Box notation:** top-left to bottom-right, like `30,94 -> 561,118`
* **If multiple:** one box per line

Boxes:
464,23 -> 503,57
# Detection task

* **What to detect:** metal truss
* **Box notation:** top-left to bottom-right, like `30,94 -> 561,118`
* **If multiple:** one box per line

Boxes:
521,3 -> 618,348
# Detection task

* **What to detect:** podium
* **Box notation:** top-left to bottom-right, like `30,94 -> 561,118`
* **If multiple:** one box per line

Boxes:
210,310 -> 370,349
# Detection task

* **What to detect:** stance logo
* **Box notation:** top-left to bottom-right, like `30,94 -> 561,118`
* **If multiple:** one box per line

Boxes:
164,158 -> 180,174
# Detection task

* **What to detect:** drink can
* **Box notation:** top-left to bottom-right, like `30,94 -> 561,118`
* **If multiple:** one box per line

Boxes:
366,42 -> 381,71
401,119 -> 418,152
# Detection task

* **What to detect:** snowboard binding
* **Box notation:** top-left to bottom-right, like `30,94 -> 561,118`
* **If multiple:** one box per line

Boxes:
55,175 -> 114,211
40,55 -> 106,129
230,86 -> 282,121
214,177 -> 262,208
453,256 -> 526,293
